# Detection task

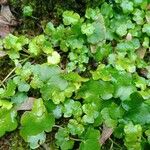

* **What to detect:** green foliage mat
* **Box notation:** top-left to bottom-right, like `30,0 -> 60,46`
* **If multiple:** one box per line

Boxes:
0,0 -> 150,149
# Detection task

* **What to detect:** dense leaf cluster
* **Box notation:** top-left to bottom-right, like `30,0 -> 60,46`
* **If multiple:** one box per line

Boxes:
0,0 -> 150,149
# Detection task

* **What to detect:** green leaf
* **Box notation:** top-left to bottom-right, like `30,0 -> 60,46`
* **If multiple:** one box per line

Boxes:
20,98 -> 55,142
85,8 -> 100,20
139,89 -> 150,99
134,75 -> 147,90
47,51 -> 60,65
91,64 -> 112,81
63,99 -> 82,118
28,40 -> 41,56
114,85 -> 136,100
44,22 -> 55,35
30,76 -> 44,89
55,128 -> 74,150
94,44 -> 112,61
43,41 -> 53,54
80,139 -> 101,150
15,62 -> 32,81
18,82 -> 30,92
63,72 -> 88,82
133,0 -> 145,7
67,37 -> 84,50
67,119 -> 84,135
116,24 -> 127,37
146,11 -> 150,23
123,93 -> 150,125
142,37 -> 149,48
32,64 -> 61,82
0,100 -> 13,109
82,103 -> 99,124
53,92 -> 66,104
23,6 -> 33,17
120,0 -> 134,13
84,127 -> 100,139
63,11 -> 80,25
52,105 -> 62,119
3,34 -> 22,51
77,80 -> 101,103
81,23 -> 95,36
145,130 -> 150,144
11,92 -> 28,104
27,132 -> 46,149
113,73 -> 136,100
28,35 -> 45,56
142,23 -> 150,36
48,75 -> 68,91
101,103 -> 124,128
87,15 -> 106,44
0,109 -> 18,137
80,128 -> 101,150
101,2 -> 113,18
133,9 -> 144,25
124,122 -> 142,150
99,80 -> 114,100
1,80 -> 16,98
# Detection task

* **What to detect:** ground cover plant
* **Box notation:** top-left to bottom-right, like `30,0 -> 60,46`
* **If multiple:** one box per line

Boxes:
0,0 -> 150,149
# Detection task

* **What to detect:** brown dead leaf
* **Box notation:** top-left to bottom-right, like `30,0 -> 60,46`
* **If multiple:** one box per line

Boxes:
1,5 -> 17,24
0,23 -> 11,37
90,45 -> 97,53
100,124 -> 113,145
0,0 -> 7,5
136,47 -> 146,59
147,4 -> 150,10
0,50 -> 6,57
0,5 -> 17,37
16,97 -> 35,111
126,33 -> 132,41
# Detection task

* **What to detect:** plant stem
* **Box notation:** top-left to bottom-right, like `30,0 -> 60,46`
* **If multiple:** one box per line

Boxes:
109,138 -> 122,149
53,125 -> 63,128
1,66 -> 17,85
0,80 -> 5,88
70,137 -> 83,142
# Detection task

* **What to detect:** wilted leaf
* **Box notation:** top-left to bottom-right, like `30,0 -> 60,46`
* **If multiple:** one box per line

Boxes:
0,0 -> 7,5
0,5 -> 17,37
16,97 -> 35,111
100,124 -> 113,144
0,50 -> 6,57
136,47 -> 146,59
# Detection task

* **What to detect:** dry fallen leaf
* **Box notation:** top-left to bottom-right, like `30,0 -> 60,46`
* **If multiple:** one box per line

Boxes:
100,124 -> 113,145
0,50 -> 6,57
0,5 -> 17,37
0,0 -> 7,5
90,45 -> 97,53
126,33 -> 132,41
1,5 -> 17,24
17,97 -> 35,111
147,4 -> 150,10
136,47 -> 146,59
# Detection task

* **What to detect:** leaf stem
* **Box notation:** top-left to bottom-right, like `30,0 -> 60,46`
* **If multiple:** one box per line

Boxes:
109,138 -> 122,149
53,125 -> 63,128
70,137 -> 83,142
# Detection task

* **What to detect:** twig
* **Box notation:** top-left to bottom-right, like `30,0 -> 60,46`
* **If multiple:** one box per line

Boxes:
0,80 -> 5,88
1,66 -> 17,85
